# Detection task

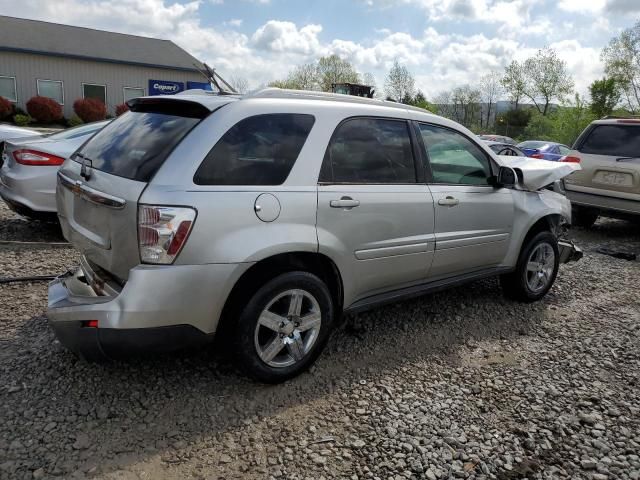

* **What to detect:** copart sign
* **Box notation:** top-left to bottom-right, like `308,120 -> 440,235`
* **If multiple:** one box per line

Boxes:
148,80 -> 185,95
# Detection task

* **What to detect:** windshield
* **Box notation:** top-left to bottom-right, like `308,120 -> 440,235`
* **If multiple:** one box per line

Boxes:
73,111 -> 202,182
49,121 -> 109,141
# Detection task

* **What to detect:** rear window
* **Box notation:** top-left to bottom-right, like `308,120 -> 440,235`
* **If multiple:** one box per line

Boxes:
194,114 -> 315,186
579,125 -> 640,157
73,107 -> 204,182
49,121 -> 107,141
518,141 -> 549,149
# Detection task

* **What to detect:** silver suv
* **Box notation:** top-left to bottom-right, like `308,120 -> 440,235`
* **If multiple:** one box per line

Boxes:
564,118 -> 640,227
48,89 -> 580,382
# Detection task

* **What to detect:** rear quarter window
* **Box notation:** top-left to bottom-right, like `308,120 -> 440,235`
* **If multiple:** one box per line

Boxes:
194,113 -> 315,186
579,124 -> 640,157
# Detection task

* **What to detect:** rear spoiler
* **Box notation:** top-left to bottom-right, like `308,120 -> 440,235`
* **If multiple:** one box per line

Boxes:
126,98 -> 212,119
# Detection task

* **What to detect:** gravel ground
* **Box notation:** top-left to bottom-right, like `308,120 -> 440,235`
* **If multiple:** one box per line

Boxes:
1,202 -> 639,480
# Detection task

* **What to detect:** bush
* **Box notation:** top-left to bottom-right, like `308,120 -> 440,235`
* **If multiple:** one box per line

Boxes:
26,96 -> 63,124
73,98 -> 107,123
68,115 -> 84,127
0,96 -> 13,120
115,103 -> 129,117
14,114 -> 32,127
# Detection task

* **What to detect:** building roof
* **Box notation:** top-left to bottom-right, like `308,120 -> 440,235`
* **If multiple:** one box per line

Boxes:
0,15 -> 204,72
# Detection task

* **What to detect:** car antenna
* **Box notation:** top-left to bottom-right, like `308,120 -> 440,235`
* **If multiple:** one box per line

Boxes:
194,63 -> 238,95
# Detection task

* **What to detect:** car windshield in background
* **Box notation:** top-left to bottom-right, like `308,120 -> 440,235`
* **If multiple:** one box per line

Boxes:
518,141 -> 549,149
579,125 -> 640,157
49,122 -> 107,141
73,111 -> 201,182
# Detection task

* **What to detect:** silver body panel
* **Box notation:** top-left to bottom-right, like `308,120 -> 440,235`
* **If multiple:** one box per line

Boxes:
0,122 -> 108,213
49,91 -> 574,339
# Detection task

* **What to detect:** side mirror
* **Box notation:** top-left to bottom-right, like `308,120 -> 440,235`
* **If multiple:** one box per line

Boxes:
496,166 -> 517,188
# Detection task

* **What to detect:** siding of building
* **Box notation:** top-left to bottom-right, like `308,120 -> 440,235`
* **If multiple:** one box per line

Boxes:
0,50 -> 207,117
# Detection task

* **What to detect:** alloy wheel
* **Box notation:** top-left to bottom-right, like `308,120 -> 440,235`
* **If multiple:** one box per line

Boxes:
253,289 -> 322,368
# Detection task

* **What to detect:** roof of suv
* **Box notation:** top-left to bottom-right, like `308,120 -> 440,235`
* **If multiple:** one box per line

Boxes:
170,87 -> 433,115
589,117 -> 640,126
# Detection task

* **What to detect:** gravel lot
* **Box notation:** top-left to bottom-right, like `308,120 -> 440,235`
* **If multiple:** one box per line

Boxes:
1,202 -> 639,480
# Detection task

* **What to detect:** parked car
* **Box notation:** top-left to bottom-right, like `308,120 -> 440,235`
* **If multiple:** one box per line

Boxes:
0,124 -> 41,143
478,134 -> 517,145
518,140 -> 572,161
562,117 -> 640,227
48,89 -> 581,383
483,141 -> 526,157
0,121 -> 109,219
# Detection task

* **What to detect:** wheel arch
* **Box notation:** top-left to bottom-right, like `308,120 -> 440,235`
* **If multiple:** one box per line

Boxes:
217,251 -> 344,335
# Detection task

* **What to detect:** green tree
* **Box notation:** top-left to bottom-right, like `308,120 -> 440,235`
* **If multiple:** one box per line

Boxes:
501,61 -> 527,109
602,21 -> 640,113
589,78 -> 621,118
523,47 -> 574,116
384,60 -> 416,103
522,94 -> 596,145
316,55 -> 360,92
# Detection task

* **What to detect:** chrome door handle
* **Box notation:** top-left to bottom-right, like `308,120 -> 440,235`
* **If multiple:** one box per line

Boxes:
330,197 -> 360,209
438,196 -> 459,207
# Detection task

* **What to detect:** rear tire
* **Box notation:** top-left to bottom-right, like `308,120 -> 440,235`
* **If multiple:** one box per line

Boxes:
501,231 -> 560,302
572,206 -> 599,228
233,271 -> 334,383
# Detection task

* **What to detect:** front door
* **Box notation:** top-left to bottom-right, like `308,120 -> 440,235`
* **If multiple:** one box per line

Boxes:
316,117 -> 435,306
416,123 -> 514,279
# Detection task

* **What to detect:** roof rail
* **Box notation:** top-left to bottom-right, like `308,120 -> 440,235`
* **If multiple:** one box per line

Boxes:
601,114 -> 640,119
245,88 -> 429,113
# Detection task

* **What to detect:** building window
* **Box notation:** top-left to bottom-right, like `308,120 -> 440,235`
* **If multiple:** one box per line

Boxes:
123,87 -> 144,103
37,79 -> 64,105
0,76 -> 17,102
82,83 -> 106,104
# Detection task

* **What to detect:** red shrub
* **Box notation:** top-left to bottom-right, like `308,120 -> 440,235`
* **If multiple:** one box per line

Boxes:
26,96 -> 63,124
73,98 -> 107,123
115,103 -> 129,117
0,96 -> 12,119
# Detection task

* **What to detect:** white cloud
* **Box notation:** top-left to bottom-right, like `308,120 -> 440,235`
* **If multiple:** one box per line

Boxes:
251,20 -> 323,55
0,0 -> 606,99
558,0 -> 605,13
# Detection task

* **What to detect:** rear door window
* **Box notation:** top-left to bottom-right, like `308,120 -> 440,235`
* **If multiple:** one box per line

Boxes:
194,114 -> 315,185
74,102 -> 206,182
578,125 -> 640,157
319,117 -> 417,183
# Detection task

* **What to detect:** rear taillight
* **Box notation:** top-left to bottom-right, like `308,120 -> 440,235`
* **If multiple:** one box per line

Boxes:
138,205 -> 196,264
531,153 -> 544,159
561,155 -> 581,163
13,149 -> 65,166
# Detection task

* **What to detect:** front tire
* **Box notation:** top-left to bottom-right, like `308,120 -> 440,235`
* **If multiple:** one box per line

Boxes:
233,271 -> 334,383
501,231 -> 560,302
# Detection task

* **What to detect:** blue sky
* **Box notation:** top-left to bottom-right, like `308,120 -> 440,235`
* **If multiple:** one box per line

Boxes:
2,0 -> 639,98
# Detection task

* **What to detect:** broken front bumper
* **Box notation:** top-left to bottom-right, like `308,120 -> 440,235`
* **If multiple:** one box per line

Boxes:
558,240 -> 583,263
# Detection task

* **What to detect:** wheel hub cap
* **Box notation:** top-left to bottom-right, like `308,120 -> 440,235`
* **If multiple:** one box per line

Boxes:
254,289 -> 322,368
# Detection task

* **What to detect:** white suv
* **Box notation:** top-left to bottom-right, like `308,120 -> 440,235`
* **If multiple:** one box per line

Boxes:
48,88 -> 581,382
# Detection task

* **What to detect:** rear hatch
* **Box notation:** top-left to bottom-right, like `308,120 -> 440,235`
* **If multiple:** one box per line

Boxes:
57,97 -> 224,281
566,122 -> 640,202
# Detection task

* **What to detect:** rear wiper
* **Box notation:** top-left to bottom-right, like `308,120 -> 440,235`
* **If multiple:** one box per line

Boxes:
616,156 -> 640,162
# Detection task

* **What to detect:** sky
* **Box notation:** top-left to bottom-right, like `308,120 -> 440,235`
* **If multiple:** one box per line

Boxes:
1,0 -> 639,99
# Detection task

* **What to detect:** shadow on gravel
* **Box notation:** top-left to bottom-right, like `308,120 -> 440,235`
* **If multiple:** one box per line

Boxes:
1,278 -> 550,477
0,215 -> 65,243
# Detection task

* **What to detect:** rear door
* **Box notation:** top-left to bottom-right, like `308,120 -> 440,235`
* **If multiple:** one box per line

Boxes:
57,99 -> 211,280
416,123 -> 514,279
566,123 -> 640,204
316,117 -> 435,303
